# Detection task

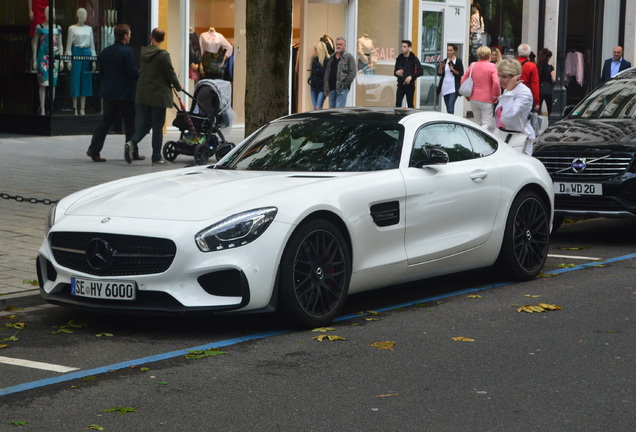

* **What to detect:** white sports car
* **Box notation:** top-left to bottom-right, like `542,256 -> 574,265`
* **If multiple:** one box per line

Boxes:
37,108 -> 554,327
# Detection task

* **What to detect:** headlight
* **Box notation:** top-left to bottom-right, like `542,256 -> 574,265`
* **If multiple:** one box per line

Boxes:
45,204 -> 57,237
195,207 -> 278,252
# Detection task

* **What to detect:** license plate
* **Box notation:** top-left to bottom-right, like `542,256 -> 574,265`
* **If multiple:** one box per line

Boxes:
71,277 -> 137,301
554,182 -> 602,196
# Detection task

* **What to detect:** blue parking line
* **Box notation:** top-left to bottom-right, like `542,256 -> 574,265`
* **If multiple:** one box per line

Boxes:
2,252 -> 635,397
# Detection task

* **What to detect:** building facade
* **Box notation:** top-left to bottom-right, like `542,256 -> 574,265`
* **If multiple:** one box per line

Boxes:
0,0 -> 633,135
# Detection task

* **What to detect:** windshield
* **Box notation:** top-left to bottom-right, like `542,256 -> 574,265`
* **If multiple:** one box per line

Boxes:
217,118 -> 404,172
569,78 -> 636,119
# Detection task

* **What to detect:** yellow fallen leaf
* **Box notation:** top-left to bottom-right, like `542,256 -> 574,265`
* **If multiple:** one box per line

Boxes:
467,295 -> 482,299
517,305 -> 546,313
376,393 -> 401,398
524,295 -> 540,298
311,327 -> 335,332
539,303 -> 562,311
370,341 -> 396,350
451,337 -> 475,342
312,334 -> 345,341
0,344 -> 8,349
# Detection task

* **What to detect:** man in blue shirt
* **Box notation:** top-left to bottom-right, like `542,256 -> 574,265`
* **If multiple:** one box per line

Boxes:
87,24 -> 140,162
600,46 -> 631,83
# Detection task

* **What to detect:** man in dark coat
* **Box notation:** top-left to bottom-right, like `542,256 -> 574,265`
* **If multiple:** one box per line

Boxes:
601,46 -> 632,83
125,27 -> 182,165
87,24 -> 139,162
394,40 -> 423,108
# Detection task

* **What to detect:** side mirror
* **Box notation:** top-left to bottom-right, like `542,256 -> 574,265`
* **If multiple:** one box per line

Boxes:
562,105 -> 575,118
414,145 -> 449,167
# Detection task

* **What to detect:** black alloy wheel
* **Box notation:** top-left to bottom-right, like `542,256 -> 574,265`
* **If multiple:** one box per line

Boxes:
495,190 -> 550,280
279,219 -> 351,328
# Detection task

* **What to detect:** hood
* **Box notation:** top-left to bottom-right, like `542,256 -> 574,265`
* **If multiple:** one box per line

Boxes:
535,118 -> 636,152
140,44 -> 164,62
61,168 -> 351,222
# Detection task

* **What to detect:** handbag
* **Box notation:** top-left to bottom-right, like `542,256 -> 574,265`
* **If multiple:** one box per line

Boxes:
540,81 -> 553,98
458,64 -> 474,97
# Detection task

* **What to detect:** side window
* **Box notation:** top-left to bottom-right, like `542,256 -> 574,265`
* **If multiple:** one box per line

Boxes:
464,126 -> 498,157
410,123 -> 475,165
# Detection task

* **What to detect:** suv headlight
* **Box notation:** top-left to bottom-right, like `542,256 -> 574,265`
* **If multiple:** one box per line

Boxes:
195,207 -> 278,252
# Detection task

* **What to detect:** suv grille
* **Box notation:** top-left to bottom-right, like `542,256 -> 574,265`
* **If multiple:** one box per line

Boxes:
50,232 -> 177,276
536,152 -> 633,180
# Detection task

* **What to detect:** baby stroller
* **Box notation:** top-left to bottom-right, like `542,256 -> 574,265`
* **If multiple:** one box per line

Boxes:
162,79 -> 236,164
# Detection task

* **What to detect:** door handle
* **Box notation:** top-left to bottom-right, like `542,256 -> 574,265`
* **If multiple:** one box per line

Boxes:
470,170 -> 488,181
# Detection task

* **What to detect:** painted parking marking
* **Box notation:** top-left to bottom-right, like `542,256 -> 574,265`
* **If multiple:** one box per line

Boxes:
2,252 -> 635,397
548,254 -> 602,260
0,356 -> 79,373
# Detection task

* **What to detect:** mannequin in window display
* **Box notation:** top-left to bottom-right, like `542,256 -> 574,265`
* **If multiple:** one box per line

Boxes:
66,8 -> 96,115
199,27 -> 233,80
357,34 -> 377,71
28,0 -> 48,37
31,6 -> 63,116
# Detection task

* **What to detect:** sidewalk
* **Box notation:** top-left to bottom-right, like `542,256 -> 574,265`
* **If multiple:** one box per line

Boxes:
0,127 -> 245,307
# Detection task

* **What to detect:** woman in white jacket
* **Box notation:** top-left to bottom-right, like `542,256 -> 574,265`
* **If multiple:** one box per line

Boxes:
495,59 -> 535,155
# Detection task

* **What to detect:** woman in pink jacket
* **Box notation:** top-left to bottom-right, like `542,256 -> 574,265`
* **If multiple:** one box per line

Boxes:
461,46 -> 500,131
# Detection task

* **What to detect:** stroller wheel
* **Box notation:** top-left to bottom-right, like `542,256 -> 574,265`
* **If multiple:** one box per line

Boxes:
163,141 -> 179,161
194,143 -> 212,163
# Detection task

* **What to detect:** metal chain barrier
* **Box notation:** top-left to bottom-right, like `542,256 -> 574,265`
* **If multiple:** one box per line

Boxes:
0,193 -> 58,205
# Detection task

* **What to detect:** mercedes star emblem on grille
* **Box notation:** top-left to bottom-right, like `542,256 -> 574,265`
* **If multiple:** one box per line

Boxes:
570,158 -> 587,173
85,238 -> 115,271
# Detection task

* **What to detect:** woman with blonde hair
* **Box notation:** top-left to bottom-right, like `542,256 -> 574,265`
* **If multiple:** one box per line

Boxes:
490,47 -> 502,64
308,41 -> 329,110
494,59 -> 535,155
461,46 -> 500,131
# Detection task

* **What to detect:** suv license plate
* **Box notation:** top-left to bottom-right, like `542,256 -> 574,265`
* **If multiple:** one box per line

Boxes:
554,182 -> 602,196
71,277 -> 136,300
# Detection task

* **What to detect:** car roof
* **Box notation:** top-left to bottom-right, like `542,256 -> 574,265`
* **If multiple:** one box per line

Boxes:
279,107 -> 454,124
611,66 -> 636,80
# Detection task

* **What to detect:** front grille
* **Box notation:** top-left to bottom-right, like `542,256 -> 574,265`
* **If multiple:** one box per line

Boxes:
50,232 -> 177,276
536,152 -> 634,180
555,196 -> 627,212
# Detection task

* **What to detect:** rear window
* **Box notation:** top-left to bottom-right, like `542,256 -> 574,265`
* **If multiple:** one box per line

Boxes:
569,77 -> 636,119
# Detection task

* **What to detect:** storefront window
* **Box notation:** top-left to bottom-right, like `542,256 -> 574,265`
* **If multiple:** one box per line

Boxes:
0,1 -> 124,117
469,0 -> 522,63
189,0 -> 235,85
355,0 -> 408,107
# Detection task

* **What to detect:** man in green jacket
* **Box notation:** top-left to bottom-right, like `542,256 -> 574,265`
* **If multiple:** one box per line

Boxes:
125,27 -> 182,165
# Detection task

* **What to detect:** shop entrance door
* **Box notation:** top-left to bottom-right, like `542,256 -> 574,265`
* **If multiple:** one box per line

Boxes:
418,5 -> 444,111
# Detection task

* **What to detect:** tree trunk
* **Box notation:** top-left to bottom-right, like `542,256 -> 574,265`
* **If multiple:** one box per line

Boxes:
245,0 -> 293,135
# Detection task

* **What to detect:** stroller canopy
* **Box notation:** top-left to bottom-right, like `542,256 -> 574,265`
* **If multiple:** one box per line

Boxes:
191,79 -> 236,129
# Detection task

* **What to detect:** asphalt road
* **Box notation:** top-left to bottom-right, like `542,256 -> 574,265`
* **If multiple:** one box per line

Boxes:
1,218 -> 634,431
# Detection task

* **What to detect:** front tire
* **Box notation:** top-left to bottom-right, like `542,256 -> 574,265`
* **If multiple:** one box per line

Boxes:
494,190 -> 550,280
278,219 -> 351,328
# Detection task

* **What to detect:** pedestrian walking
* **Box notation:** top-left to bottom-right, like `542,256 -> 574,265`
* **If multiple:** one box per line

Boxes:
600,46 -> 631,83
461,46 -> 500,131
494,59 -> 535,155
87,24 -> 139,162
537,48 -> 556,115
394,40 -> 423,108
125,28 -> 182,165
517,43 -> 540,112
437,44 -> 464,114
308,41 -> 329,110
324,37 -> 356,108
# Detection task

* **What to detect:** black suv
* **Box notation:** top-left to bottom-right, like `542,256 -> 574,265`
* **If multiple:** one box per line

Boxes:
534,68 -> 636,229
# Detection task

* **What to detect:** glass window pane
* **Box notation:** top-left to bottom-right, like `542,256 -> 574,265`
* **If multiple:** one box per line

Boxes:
355,0 -> 407,107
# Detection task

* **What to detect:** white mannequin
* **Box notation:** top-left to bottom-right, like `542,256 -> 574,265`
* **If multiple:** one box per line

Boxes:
31,6 -> 63,115
66,8 -> 96,115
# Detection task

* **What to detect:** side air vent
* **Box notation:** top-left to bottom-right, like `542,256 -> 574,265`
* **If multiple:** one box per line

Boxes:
370,201 -> 400,227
